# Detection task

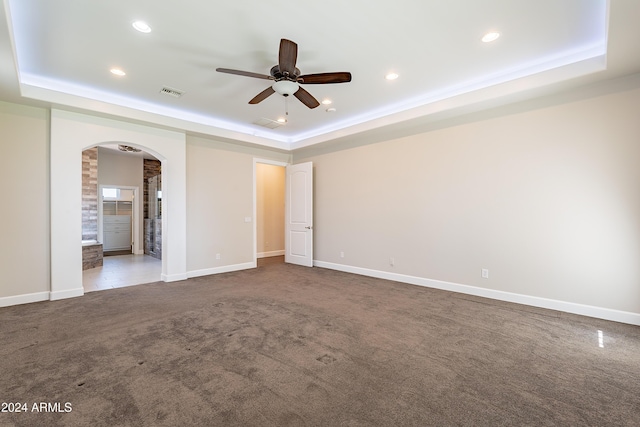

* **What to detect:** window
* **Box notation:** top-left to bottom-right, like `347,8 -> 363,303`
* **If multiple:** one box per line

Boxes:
102,188 -> 120,199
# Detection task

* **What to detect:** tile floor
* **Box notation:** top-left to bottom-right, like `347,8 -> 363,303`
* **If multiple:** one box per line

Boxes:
83,254 -> 162,293
83,255 -> 284,293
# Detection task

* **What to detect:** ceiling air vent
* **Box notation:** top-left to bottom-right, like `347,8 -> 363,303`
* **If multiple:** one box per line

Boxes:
118,144 -> 141,153
159,86 -> 184,98
253,118 -> 284,129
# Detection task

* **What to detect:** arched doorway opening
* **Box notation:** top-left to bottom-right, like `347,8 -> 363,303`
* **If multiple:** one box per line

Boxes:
50,109 -> 187,301
81,144 -> 165,291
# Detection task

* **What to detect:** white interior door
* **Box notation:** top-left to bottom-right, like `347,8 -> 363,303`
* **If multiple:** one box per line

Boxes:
285,162 -> 313,267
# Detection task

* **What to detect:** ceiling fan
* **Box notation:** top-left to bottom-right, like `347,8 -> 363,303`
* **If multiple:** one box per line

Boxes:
216,39 -> 352,109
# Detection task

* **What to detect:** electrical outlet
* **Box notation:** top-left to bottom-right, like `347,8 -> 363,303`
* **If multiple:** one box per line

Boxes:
216,253 -> 221,260
481,269 -> 489,279
390,257 -> 395,267
340,251 -> 344,258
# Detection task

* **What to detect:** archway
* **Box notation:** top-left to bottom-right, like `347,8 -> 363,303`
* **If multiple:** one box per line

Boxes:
50,109 -> 187,300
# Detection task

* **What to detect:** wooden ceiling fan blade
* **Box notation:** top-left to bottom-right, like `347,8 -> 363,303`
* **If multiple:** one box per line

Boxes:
299,72 -> 352,84
249,86 -> 275,104
279,39 -> 298,76
294,87 -> 320,109
216,68 -> 273,80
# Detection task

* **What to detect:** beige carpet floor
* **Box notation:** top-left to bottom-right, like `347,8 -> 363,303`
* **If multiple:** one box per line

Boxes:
1,258 -> 639,426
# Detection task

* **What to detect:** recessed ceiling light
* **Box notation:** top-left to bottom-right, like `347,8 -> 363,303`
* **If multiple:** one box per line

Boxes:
110,68 -> 126,76
321,99 -> 332,105
385,72 -> 399,81
132,20 -> 152,33
276,117 -> 287,123
326,108 -> 336,113
482,32 -> 500,43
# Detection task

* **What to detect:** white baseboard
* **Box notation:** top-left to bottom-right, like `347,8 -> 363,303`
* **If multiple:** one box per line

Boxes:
0,291 -> 50,307
257,250 -> 285,258
161,272 -> 189,282
6,261 -> 637,326
50,287 -> 84,301
314,261 -> 640,326
0,261 -> 254,307
187,261 -> 256,279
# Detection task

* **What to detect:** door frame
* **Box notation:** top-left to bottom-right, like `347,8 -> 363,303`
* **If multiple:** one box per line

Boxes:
98,184 -> 140,254
253,158 -> 289,266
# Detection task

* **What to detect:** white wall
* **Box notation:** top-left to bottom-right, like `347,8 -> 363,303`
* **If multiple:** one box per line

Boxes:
0,102 -> 50,305
256,163 -> 285,257
97,147 -> 144,189
2,80 -> 638,326
295,83 -> 640,324
0,103 -> 291,305
186,135 -> 289,276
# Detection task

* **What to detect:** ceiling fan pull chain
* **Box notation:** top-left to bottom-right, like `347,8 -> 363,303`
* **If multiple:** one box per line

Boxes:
285,96 -> 289,118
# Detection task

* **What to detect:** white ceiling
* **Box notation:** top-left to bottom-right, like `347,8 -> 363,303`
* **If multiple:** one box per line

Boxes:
1,0 -> 639,151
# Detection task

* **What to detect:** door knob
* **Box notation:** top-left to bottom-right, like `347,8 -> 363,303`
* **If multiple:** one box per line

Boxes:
305,226 -> 313,230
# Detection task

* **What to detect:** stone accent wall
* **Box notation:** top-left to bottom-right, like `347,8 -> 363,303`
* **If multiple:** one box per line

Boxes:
143,159 -> 161,218
82,147 -> 98,241
144,218 -> 162,260
143,159 -> 162,259
82,243 -> 103,270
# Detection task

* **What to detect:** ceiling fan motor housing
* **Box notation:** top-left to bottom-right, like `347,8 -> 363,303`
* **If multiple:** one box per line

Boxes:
270,65 -> 301,80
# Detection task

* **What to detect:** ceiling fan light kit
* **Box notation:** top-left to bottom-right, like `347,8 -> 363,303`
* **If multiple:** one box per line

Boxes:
272,80 -> 299,96
216,38 -> 351,111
